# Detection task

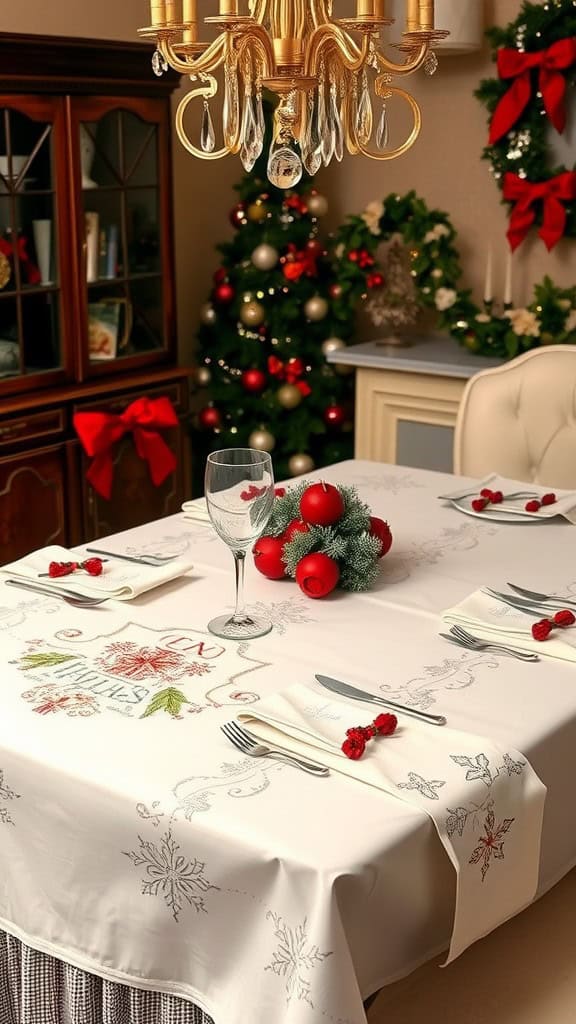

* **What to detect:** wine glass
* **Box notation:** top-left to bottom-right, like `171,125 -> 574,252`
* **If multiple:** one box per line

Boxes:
205,448 -> 275,640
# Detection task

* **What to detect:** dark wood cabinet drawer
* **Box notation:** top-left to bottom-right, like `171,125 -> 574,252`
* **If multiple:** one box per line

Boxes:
72,379 -> 188,418
0,445 -> 67,563
0,408 -> 65,450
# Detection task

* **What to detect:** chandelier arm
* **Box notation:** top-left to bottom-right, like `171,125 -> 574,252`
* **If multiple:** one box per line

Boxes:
354,86 -> 422,160
159,33 -> 226,76
174,76 -> 229,161
310,0 -> 332,29
305,24 -> 368,79
232,24 -> 275,78
248,0 -> 268,23
374,43 -> 429,76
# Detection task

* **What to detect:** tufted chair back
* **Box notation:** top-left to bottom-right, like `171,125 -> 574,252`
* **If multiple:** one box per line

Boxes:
453,345 -> 576,488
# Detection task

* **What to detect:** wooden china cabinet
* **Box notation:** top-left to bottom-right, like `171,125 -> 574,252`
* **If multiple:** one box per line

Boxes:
0,33 -> 191,564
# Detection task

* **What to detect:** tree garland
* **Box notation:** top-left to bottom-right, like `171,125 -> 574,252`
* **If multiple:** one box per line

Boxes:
330,190 -> 576,359
475,0 -> 576,250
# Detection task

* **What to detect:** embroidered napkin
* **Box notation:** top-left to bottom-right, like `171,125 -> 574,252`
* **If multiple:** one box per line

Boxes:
442,589 -> 576,662
440,474 -> 576,524
1,545 -> 194,600
238,682 -> 546,963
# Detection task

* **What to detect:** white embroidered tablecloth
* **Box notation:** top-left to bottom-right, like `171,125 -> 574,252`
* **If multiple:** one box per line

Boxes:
1,460 -> 576,1024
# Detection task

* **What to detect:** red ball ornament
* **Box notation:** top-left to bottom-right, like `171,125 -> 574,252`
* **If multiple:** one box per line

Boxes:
323,404 -> 346,429
369,517 -> 393,558
295,552 -> 340,599
306,239 -> 324,259
214,282 -> 235,305
198,406 -> 221,430
253,536 -> 286,580
229,202 -> 246,228
367,272 -> 384,289
300,482 -> 345,526
329,283 -> 343,299
283,518 -> 310,543
241,368 -> 267,394
213,267 -> 227,285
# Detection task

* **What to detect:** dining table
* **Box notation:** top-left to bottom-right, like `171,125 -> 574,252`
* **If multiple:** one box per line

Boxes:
1,458 -> 576,1024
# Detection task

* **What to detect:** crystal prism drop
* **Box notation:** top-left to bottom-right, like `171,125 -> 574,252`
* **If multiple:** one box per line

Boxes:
151,50 -> 168,77
200,102 -> 216,153
267,143 -> 303,189
240,92 -> 258,171
223,67 -> 240,146
356,71 -> 372,145
329,87 -> 344,162
424,51 -> 439,76
376,104 -> 389,150
255,89 -> 265,146
319,84 -> 335,166
303,93 -> 322,175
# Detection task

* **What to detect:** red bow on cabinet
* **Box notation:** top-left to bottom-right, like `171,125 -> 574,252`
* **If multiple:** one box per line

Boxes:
73,396 -> 178,500
267,355 -> 312,396
489,39 -> 576,144
503,171 -> 576,251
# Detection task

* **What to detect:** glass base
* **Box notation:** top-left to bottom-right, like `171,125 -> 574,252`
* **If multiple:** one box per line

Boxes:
207,612 -> 273,641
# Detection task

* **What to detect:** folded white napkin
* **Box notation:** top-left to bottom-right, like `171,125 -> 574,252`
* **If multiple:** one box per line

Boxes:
181,498 -> 211,523
238,682 -> 546,965
442,588 -> 576,662
1,545 -> 194,601
440,473 -> 576,524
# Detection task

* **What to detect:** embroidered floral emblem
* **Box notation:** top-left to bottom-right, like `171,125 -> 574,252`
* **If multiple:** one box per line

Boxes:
265,912 -> 332,1006
96,641 -> 213,682
21,683 -> 99,717
124,830 -> 219,921
397,772 -> 446,800
0,768 -> 20,826
469,807 -> 514,881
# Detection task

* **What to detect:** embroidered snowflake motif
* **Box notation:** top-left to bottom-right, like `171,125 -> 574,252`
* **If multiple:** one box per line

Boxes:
96,642 -> 212,682
469,807 -> 514,881
21,683 -> 99,717
245,599 -> 316,635
0,768 -> 20,826
352,472 -> 424,494
124,830 -> 219,921
451,753 -> 493,787
265,912 -> 332,1006
397,772 -> 446,800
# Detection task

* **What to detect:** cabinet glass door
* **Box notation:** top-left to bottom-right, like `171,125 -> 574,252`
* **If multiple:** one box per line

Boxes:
0,102 -> 67,387
75,102 -> 172,373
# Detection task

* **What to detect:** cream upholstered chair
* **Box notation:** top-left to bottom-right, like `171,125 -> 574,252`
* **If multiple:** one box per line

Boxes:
453,345 -> 576,488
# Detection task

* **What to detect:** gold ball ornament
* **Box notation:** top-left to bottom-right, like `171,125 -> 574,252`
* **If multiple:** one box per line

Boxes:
240,300 -> 266,327
195,365 -> 212,387
277,383 -> 303,410
321,337 -> 346,357
0,252 -> 11,290
307,192 -> 329,218
304,295 -> 329,321
289,453 -> 315,477
247,201 -> 267,223
251,243 -> 279,271
200,303 -> 217,326
248,428 -> 276,453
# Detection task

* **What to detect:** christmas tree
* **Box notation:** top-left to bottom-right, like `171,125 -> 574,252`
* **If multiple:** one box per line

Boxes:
192,136 -> 358,487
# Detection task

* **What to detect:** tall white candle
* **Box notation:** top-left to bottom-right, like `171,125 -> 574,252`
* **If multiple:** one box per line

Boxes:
504,249 -> 513,306
483,246 -> 493,304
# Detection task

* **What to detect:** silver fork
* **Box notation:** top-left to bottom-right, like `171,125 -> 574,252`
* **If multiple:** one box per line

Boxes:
440,625 -> 539,661
5,578 -> 108,608
220,721 -> 329,776
507,583 -> 576,609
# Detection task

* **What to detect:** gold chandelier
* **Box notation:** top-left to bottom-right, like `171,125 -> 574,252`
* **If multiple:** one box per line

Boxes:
139,1 -> 448,188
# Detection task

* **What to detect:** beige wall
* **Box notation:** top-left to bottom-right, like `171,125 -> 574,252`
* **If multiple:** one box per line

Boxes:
3,1 -> 574,361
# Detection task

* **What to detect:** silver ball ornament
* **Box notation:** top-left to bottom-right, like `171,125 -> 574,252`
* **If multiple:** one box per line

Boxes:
304,295 -> 329,321
195,365 -> 212,386
240,300 -> 266,327
321,337 -> 346,357
277,383 -> 303,410
307,192 -> 329,218
251,243 -> 279,271
288,453 -> 315,476
249,428 -> 276,453
200,303 -> 217,326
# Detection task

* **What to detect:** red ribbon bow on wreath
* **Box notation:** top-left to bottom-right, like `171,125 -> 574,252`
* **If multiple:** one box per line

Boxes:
503,171 -> 576,251
489,38 -> 576,144
73,396 -> 178,500
267,355 -> 312,396
0,234 -> 41,286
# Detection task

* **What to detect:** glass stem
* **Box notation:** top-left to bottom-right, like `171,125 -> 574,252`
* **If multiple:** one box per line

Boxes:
232,549 -> 246,622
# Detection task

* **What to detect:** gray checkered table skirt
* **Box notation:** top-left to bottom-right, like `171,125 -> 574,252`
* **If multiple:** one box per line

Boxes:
0,930 -> 215,1024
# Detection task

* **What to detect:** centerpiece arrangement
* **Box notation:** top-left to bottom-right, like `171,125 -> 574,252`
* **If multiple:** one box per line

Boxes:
252,481 -> 392,599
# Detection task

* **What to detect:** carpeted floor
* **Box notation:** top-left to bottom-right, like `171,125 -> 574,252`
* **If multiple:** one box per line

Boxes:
369,868 -> 576,1024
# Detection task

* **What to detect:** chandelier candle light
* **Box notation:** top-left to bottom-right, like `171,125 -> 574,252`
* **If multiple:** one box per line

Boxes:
139,1 -> 448,187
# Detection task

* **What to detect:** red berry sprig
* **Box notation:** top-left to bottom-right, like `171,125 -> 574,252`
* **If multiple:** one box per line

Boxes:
44,557 -> 104,579
525,493 -> 556,513
471,488 -> 504,511
531,609 -> 575,641
341,713 -> 398,760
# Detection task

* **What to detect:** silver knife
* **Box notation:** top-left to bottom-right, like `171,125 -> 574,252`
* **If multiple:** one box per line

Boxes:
86,547 -> 163,567
315,674 -> 447,727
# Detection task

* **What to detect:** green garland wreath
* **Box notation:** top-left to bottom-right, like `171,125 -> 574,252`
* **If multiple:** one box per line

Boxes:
475,0 -> 576,245
330,190 -> 576,359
